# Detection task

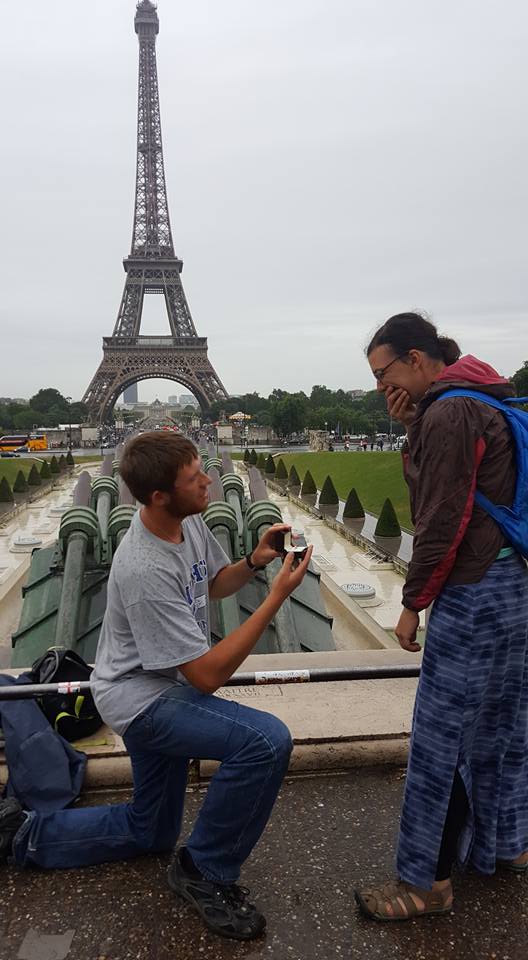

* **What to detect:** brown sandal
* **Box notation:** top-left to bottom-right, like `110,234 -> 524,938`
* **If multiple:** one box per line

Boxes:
354,880 -> 453,922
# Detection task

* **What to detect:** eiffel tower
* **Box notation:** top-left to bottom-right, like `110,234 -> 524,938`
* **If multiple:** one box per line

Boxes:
83,0 -> 228,421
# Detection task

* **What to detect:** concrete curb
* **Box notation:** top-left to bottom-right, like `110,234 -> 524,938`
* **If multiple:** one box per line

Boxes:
79,735 -> 410,790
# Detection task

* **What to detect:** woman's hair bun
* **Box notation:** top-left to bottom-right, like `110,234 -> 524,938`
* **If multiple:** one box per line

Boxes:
437,336 -> 461,365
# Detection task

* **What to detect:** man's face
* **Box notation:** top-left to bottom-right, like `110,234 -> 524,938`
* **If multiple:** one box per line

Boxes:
163,457 -> 211,518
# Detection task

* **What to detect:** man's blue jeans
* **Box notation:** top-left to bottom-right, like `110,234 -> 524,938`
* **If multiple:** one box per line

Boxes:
12,686 -> 293,884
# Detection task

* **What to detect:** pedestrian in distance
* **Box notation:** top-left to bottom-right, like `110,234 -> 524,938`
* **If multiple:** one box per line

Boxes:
0,432 -> 312,942
355,311 -> 528,921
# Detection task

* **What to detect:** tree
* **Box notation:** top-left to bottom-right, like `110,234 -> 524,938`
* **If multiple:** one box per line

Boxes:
27,465 -> 42,486
70,402 -> 89,422
264,454 -> 276,475
271,395 -> 307,438
243,448 -> 250,463
58,455 -> 67,471
40,460 -> 51,480
249,448 -> 258,465
50,455 -> 60,475
275,459 -> 288,482
46,405 -> 67,428
253,409 -> 272,427
319,475 -> 338,505
512,361 -> 528,397
13,470 -> 28,493
0,477 -> 13,502
301,470 -> 317,496
13,409 -> 37,431
256,452 -> 267,471
343,488 -> 365,519
66,450 -> 75,466
375,498 -> 401,537
310,385 -> 334,407
288,464 -> 301,487
29,388 -> 69,415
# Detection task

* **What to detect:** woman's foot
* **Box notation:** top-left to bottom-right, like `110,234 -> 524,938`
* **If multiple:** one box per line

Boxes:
497,851 -> 528,874
354,878 -> 453,922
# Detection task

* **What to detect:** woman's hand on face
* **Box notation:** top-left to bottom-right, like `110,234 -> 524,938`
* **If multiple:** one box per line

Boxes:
385,386 -> 417,427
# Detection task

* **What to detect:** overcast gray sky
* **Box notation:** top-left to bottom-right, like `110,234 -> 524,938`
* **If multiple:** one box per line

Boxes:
2,0 -> 528,404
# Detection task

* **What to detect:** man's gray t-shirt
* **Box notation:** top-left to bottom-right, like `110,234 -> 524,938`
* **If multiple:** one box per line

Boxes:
91,510 -> 230,735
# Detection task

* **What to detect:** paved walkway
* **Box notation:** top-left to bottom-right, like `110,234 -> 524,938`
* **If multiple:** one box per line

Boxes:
1,767 -> 526,960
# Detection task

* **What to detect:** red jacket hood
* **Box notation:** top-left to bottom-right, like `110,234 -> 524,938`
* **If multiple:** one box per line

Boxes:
435,354 -> 511,386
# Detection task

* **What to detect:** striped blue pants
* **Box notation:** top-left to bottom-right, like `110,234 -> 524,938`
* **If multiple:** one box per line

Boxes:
397,554 -> 528,889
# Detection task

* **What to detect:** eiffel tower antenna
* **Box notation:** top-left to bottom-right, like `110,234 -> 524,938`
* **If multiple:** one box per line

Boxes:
83,0 -> 228,420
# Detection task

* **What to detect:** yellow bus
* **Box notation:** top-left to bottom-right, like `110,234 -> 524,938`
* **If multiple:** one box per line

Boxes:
0,433 -> 48,452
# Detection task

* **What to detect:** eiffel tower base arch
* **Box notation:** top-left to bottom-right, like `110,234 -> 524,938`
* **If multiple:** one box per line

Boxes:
83,336 -> 228,423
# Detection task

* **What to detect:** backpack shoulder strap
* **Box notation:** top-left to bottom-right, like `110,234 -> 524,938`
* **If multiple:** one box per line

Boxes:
437,388 -> 506,413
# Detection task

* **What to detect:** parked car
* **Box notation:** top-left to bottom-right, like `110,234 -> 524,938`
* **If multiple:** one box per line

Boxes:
0,451 -> 19,458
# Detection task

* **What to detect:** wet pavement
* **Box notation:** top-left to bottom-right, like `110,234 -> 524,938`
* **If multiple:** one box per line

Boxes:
1,767 -> 527,960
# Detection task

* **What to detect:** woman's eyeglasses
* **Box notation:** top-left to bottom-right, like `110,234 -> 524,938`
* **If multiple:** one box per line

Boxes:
372,354 -> 407,382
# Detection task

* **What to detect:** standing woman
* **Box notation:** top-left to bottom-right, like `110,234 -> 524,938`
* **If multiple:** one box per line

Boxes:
355,312 -> 528,920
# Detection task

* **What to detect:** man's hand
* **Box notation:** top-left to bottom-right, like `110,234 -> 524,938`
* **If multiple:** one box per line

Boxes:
385,386 -> 417,428
270,547 -> 313,603
251,523 -> 291,568
395,608 -> 421,652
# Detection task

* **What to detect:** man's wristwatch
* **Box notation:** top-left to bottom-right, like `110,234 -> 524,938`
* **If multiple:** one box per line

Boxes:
245,552 -> 264,572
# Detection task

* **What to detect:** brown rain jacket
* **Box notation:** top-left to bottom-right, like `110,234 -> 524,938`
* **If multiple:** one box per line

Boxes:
401,355 -> 517,612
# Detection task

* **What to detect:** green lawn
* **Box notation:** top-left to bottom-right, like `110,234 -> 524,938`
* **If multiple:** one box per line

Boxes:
0,457 -> 47,487
0,455 -> 101,489
274,451 -> 413,530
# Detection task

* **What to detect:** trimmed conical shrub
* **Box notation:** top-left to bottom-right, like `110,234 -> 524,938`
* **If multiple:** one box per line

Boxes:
58,455 -> 67,471
50,455 -> 60,475
275,458 -> 288,482
13,470 -> 28,494
319,475 -> 338,506
375,498 -> 401,537
243,448 -> 250,463
288,464 -> 301,487
0,477 -> 14,502
343,487 -> 365,519
256,452 -> 267,471
249,448 -> 258,465
40,460 -> 51,480
28,464 -> 42,486
66,450 -> 75,466
265,454 -> 276,475
301,470 -> 317,496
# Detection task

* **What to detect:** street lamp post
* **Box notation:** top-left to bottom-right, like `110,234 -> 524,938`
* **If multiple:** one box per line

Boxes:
66,397 -> 72,450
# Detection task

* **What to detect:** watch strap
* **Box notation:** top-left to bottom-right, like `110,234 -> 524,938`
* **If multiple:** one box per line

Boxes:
245,552 -> 264,572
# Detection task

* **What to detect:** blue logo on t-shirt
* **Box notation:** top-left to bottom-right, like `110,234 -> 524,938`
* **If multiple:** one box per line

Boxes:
184,558 -> 208,635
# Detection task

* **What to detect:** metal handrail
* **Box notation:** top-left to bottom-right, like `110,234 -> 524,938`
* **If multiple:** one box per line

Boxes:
0,665 -> 420,700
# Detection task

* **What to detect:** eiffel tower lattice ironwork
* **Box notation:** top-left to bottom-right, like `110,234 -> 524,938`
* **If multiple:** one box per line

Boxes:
83,0 -> 228,421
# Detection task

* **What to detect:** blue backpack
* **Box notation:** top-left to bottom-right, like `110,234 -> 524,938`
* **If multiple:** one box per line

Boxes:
439,389 -> 528,559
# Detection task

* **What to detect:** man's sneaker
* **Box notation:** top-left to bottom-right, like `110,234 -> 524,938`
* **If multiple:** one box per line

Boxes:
167,848 -> 266,941
0,798 -> 25,861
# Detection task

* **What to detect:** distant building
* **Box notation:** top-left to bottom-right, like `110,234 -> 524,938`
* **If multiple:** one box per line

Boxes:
347,389 -> 366,401
179,393 -> 199,408
123,384 -> 138,403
